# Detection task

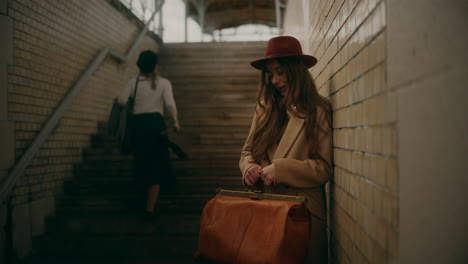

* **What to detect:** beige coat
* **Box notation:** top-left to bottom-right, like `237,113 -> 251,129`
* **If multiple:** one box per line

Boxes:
239,107 -> 332,219
239,107 -> 332,263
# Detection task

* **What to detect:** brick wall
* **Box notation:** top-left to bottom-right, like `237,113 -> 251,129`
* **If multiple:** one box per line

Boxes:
6,0 -> 160,204
2,0 -> 160,259
284,0 -> 397,263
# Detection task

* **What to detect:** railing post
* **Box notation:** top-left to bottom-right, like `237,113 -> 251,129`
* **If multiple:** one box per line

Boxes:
275,0 -> 284,35
196,0 -> 206,42
184,0 -> 188,43
158,0 -> 164,38
125,0 -> 163,60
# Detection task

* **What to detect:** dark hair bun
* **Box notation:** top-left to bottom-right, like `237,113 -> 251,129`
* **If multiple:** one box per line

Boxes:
137,50 -> 158,74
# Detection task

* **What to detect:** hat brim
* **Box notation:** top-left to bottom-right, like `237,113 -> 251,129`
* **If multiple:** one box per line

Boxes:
250,54 -> 317,70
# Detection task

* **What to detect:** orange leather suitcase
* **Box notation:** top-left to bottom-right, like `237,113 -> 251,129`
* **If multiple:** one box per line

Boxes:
195,189 -> 310,264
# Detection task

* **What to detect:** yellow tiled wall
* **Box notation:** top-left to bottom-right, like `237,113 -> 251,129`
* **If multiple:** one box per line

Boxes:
284,0 -> 397,263
6,0 -> 160,205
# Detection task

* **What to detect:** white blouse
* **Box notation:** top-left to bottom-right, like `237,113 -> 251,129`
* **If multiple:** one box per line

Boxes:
117,75 -> 179,127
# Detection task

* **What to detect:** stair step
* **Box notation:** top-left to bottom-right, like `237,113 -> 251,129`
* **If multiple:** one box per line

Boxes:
74,163 -> 133,173
64,176 -> 244,195
31,41 -> 262,262
171,83 -> 259,92
57,194 -> 214,213
162,70 -> 257,79
160,51 -> 264,59
161,60 -> 259,66
68,174 -> 241,183
72,165 -> 242,179
160,45 -> 265,54
46,212 -> 201,235
32,233 -> 198,258
168,76 -> 258,85
23,256 -> 198,264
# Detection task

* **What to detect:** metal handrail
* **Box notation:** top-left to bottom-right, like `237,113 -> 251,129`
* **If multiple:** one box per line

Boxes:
0,1 -> 163,201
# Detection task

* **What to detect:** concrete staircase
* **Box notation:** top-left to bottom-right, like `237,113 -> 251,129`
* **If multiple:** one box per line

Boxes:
22,41 -> 265,263
159,41 -> 266,181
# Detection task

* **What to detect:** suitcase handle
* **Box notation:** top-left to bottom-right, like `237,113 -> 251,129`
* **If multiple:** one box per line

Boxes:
217,189 -> 305,203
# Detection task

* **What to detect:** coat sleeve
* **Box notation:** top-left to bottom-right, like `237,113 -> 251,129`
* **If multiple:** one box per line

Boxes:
162,79 -> 179,128
239,112 -> 260,183
273,109 -> 333,188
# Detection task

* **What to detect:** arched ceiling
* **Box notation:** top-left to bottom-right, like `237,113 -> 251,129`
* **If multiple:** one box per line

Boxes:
187,0 -> 287,34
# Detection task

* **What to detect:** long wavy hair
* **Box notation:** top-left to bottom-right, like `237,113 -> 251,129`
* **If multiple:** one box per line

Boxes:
251,57 -> 332,162
136,50 -> 158,90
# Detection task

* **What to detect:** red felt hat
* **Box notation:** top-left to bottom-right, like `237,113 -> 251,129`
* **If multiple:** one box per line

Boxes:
250,36 -> 317,70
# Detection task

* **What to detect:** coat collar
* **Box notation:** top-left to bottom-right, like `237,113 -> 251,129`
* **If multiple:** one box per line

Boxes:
269,116 -> 304,160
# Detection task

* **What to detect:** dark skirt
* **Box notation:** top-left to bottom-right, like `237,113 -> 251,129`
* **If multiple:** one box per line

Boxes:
130,112 -> 172,191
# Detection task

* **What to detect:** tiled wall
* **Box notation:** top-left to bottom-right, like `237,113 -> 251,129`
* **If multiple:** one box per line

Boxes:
284,0 -> 397,263
6,0 -> 160,205
2,0 -> 161,258
387,1 -> 468,263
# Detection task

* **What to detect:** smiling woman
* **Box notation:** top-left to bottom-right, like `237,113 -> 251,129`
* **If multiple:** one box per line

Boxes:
266,60 -> 288,95
239,36 -> 332,263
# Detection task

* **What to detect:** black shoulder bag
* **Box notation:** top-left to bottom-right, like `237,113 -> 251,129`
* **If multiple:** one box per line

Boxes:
119,77 -> 139,154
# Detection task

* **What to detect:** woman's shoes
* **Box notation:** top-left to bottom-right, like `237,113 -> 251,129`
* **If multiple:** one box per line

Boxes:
144,211 -> 158,222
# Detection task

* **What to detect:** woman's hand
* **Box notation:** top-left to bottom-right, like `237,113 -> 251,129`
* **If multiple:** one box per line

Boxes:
244,165 -> 262,187
174,124 -> 181,132
261,164 -> 275,188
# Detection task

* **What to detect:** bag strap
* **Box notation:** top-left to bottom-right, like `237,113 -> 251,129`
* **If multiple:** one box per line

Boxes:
132,77 -> 140,100
127,77 -> 140,115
